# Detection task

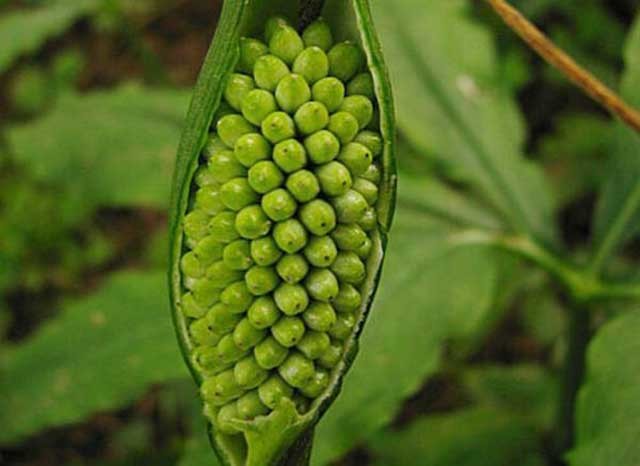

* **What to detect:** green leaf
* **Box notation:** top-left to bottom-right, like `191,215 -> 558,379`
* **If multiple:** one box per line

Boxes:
0,0 -> 100,74
590,15 -> 640,272
374,0 -> 557,245
369,408 -> 545,466
463,365 -> 558,431
311,193 -> 501,465
0,271 -> 187,444
569,310 -> 640,466
7,84 -> 190,209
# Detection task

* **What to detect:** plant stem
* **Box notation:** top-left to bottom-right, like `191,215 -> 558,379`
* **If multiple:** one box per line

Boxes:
277,429 -> 314,466
555,301 -> 591,456
482,0 -> 640,134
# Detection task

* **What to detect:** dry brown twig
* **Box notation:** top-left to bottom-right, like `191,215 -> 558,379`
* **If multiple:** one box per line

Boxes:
483,0 -> 640,134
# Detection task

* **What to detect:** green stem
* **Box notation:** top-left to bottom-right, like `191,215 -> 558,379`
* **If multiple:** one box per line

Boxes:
449,230 -> 640,303
555,301 -> 591,456
277,429 -> 314,466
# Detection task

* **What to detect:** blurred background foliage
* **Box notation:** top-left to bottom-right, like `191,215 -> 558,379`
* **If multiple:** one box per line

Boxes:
0,1 -> 639,465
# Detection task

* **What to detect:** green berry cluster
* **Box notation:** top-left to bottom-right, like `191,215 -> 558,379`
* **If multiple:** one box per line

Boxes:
179,15 -> 383,433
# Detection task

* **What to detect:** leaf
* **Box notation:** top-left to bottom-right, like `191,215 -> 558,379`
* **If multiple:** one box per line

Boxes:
590,15 -> 640,271
463,365 -> 558,431
7,84 -> 190,210
369,408 -> 545,466
0,0 -> 100,74
0,270 -> 187,444
311,192 -> 501,464
569,310 -> 640,466
373,0 -> 557,245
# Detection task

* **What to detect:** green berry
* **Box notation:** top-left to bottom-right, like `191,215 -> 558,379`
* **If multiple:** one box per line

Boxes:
331,190 -> 368,223
278,352 -> 315,388
206,261 -> 243,288
203,134 -> 228,158
265,16 -> 289,42
274,284 -> 309,316
303,236 -> 338,267
221,178 -> 259,211
361,162 -> 381,184
239,37 -> 268,74
261,111 -> 296,143
208,150 -> 247,183
242,89 -> 278,125
194,236 -> 225,265
195,186 -> 225,215
250,236 -> 283,266
358,206 -> 377,231
234,356 -> 269,389
328,111 -> 359,144
273,139 -> 307,173
276,254 -> 309,283
273,219 -> 308,253
302,302 -> 337,332
245,265 -> 280,296
302,19 -> 333,51
224,73 -> 255,111
304,130 -> 340,164
299,199 -> 336,236
254,55 -> 290,91
217,403 -> 240,434
217,114 -> 255,147
221,280 -> 254,313
315,161 -> 353,196
318,340 -> 343,369
207,303 -> 243,333
269,25 -> 304,65
293,47 -> 329,84
340,95 -> 373,129
286,170 -> 320,203
195,165 -> 217,187
300,369 -> 330,398
181,251 -> 205,278
234,133 -> 271,167
192,279 -> 222,307
233,318 -> 267,351
182,293 -> 208,319
328,41 -> 364,82
235,205 -> 272,239
331,251 -> 366,284
247,296 -> 281,329
248,160 -> 284,194
353,177 -> 379,205
331,224 -> 367,251
190,317 -> 223,346
275,74 -> 311,114
355,130 -> 383,158
258,374 -> 294,409
254,336 -> 289,369
272,316 -> 306,347
329,312 -> 356,340
297,331 -> 331,360
236,390 -> 270,419
222,240 -> 253,271
218,334 -> 250,364
261,188 -> 298,221
337,142 -> 372,176
201,369 -> 244,405
347,72 -> 374,99
305,269 -> 339,302
294,101 -> 329,135
356,236 -> 373,259
194,345 -> 230,376
312,77 -> 345,113
184,210 -> 210,243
